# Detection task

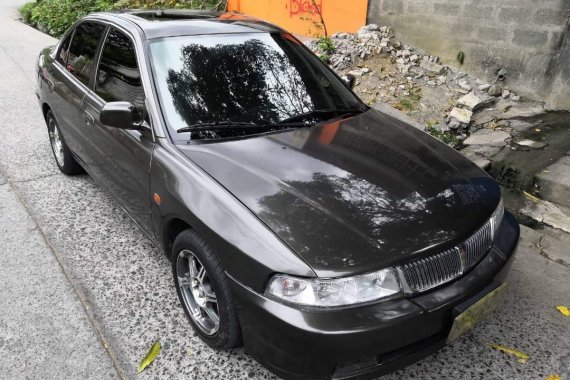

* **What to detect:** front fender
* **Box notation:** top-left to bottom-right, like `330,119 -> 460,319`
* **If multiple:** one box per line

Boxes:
149,140 -> 315,292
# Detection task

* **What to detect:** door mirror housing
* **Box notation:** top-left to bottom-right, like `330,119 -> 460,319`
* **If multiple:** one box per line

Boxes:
341,74 -> 356,90
100,101 -> 141,129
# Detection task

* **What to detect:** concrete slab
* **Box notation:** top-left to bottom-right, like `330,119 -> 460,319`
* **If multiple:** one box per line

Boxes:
537,154 -> 570,208
464,129 -> 511,147
539,226 -> 570,267
520,198 -> 570,234
489,118 -> 570,192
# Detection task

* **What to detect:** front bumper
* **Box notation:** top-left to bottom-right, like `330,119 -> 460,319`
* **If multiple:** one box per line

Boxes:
229,211 -> 520,379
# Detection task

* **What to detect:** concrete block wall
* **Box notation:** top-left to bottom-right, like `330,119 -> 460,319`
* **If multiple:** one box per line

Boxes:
367,0 -> 570,110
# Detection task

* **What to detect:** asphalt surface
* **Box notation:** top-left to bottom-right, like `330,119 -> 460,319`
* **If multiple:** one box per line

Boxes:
0,1 -> 568,379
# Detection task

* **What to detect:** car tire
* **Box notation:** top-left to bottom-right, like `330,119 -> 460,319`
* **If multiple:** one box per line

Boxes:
172,229 -> 241,349
46,110 -> 83,175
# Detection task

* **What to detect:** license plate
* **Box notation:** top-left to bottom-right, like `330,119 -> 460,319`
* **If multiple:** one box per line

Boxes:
446,283 -> 507,343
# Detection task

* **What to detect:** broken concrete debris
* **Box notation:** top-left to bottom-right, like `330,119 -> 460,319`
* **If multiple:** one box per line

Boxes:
457,93 -> 491,111
488,84 -> 503,97
419,60 -> 445,75
449,107 -> 473,125
464,129 -> 511,147
306,22 -> 546,177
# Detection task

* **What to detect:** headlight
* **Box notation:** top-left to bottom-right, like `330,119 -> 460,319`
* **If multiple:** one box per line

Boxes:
490,198 -> 504,238
266,268 -> 401,307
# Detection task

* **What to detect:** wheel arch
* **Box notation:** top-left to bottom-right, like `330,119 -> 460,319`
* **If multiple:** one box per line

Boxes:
162,217 -> 193,260
42,102 -> 52,122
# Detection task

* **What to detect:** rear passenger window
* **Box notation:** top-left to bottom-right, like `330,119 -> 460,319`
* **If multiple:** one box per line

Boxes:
67,22 -> 106,86
96,28 -> 145,114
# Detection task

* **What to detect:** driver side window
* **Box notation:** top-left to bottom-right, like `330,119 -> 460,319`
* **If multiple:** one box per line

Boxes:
96,28 -> 145,118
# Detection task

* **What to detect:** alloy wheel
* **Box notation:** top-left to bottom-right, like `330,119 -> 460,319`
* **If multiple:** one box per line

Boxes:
48,118 -> 65,167
176,249 -> 220,335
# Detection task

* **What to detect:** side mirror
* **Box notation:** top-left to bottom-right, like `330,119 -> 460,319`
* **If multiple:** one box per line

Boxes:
100,101 -> 141,129
341,74 -> 356,89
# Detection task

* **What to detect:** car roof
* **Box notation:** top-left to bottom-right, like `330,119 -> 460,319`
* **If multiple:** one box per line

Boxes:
94,9 -> 285,39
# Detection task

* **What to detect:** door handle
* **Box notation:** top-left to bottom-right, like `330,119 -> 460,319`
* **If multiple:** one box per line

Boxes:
84,112 -> 94,126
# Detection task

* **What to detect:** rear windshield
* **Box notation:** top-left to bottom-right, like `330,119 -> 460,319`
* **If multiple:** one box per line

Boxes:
149,33 -> 363,139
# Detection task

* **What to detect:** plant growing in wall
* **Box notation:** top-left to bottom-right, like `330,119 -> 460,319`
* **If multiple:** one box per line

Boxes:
300,0 -> 334,63
457,50 -> 465,65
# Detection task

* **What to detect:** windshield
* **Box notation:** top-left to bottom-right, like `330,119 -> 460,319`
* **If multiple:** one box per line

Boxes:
149,32 -> 365,139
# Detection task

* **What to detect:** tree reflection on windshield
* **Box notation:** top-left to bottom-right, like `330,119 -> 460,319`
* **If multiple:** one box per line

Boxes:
151,33 -> 362,136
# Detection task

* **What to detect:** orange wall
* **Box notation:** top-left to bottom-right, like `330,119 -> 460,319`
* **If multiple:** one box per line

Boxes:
227,0 -> 368,36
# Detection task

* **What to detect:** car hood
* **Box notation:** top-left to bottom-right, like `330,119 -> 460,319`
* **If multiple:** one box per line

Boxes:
176,109 -> 501,277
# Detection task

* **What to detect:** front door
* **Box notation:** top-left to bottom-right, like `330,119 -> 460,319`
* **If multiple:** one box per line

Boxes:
82,27 -> 154,235
46,21 -> 106,162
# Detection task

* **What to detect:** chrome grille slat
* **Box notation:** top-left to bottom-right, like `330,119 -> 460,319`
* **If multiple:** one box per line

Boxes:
400,221 -> 493,293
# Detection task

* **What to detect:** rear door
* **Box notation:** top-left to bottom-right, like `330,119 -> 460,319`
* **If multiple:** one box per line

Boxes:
82,27 -> 155,234
46,22 -> 106,162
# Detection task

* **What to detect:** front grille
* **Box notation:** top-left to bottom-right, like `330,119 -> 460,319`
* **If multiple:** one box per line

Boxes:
399,221 -> 493,293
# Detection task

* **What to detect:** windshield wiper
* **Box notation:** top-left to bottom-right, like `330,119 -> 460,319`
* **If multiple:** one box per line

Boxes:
176,121 -> 261,134
176,120 -> 311,134
278,108 -> 366,124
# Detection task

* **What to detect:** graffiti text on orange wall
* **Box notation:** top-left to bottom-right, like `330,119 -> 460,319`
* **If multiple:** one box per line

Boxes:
289,0 -> 323,18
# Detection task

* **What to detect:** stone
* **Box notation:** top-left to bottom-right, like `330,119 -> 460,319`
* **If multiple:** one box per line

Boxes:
515,139 -> 547,149
449,107 -> 473,124
419,60 -> 445,74
502,89 -> 511,99
463,129 -> 510,146
457,93 -> 494,111
410,54 -> 419,62
362,23 -> 380,31
511,94 -> 521,101
448,120 -> 462,130
427,80 -> 437,87
458,80 -> 472,91
457,93 -> 482,110
478,83 -> 491,91
362,67 -> 371,74
488,84 -> 503,96
348,69 -> 364,76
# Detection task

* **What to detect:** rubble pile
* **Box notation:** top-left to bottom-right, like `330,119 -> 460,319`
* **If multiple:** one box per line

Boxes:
306,24 -> 535,155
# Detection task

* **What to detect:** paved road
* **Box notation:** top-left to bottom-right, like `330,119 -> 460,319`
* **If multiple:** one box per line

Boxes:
0,1 -> 568,379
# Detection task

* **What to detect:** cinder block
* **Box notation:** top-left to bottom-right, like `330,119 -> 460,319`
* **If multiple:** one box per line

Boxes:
407,1 -> 432,14
549,31 -> 565,50
434,3 -> 460,16
535,8 -> 569,26
478,26 -> 508,41
499,7 -> 534,23
464,5 -> 494,19
512,29 -> 549,47
382,0 -> 403,13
